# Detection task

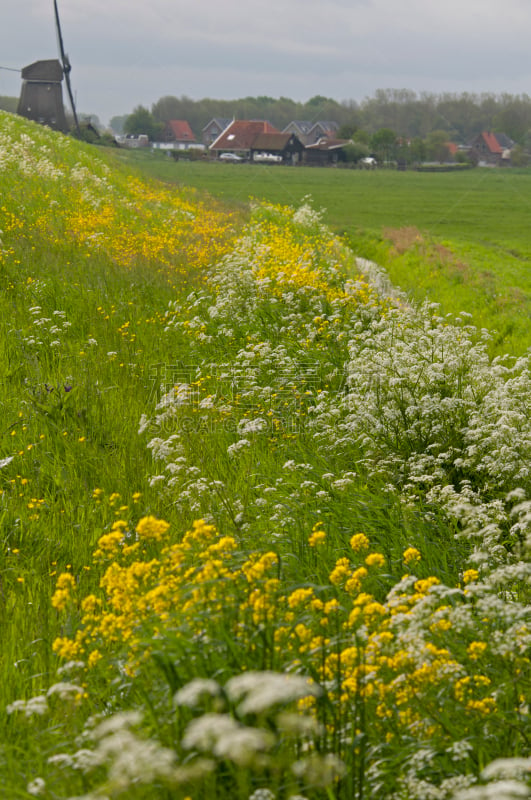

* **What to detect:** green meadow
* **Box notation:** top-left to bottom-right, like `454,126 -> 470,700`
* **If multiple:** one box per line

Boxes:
0,113 -> 529,800
119,152 -> 531,354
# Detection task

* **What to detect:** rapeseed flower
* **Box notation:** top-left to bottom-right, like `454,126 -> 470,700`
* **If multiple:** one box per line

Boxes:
403,547 -> 422,565
136,515 -> 170,542
350,532 -> 370,552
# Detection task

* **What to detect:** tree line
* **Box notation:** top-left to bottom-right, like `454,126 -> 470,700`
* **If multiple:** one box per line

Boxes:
114,89 -> 531,148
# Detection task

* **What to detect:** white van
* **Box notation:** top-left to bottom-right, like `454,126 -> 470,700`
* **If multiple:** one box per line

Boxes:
253,152 -> 282,163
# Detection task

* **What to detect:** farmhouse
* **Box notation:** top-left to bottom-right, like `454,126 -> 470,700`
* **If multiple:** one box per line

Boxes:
282,120 -> 340,145
250,132 -> 305,164
303,137 -> 351,166
151,120 -> 206,153
161,120 -> 196,147
119,133 -> 150,148
306,121 -> 340,144
202,118 -> 232,146
209,119 -> 280,158
281,120 -> 314,144
469,132 -> 514,165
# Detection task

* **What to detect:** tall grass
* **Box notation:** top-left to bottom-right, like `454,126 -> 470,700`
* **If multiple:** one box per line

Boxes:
0,113 -> 529,800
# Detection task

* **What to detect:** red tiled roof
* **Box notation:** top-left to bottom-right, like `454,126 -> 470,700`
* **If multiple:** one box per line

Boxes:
165,120 -> 196,141
481,132 -> 502,154
211,120 -> 280,150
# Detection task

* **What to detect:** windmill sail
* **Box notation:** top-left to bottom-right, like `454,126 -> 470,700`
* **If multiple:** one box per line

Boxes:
53,0 -> 80,135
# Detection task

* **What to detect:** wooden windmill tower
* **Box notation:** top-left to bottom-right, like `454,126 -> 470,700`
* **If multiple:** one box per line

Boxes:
17,0 -> 80,135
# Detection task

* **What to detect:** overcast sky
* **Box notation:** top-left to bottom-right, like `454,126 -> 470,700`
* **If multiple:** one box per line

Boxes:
2,0 -> 531,126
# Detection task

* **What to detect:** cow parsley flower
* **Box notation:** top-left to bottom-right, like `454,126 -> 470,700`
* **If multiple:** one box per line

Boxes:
174,678 -> 222,708
227,438 -> 251,457
7,695 -> 48,717
26,777 -> 46,796
225,671 -> 321,714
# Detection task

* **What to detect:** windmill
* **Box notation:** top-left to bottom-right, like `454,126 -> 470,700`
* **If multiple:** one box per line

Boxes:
17,0 -> 80,135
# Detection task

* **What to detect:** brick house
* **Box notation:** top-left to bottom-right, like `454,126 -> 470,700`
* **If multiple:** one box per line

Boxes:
202,118 -> 232,146
469,132 -> 514,165
162,120 -> 196,147
210,120 -> 280,158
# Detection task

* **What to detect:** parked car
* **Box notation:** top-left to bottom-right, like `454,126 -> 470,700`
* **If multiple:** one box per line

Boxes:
253,152 -> 282,163
219,152 -> 243,162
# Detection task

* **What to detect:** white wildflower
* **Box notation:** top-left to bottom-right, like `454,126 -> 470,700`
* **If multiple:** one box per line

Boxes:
225,671 -> 321,714
182,713 -> 240,751
331,478 -> 355,491
71,748 -> 103,773
47,682 -> 84,700
249,790 -> 275,800
282,460 -> 297,471
99,730 -> 178,787
174,678 -> 222,708
7,695 -> 48,717
182,712 -> 273,765
27,777 -> 46,796
213,726 -> 274,765
482,758 -> 531,781
92,710 -> 143,739
453,780 -> 530,799
238,417 -> 266,434
48,753 -> 74,768
448,739 -> 474,762
227,438 -> 251,457
57,660 -> 85,676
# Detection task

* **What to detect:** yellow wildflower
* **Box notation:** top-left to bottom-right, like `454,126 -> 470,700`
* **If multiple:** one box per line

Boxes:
463,569 -> 480,584
324,598 -> 340,615
414,576 -> 440,594
345,567 -> 368,594
135,515 -> 170,542
53,636 -> 83,660
467,641 -> 487,660
51,572 -> 76,611
365,552 -> 385,568
288,587 -> 314,608
466,697 -> 496,714
350,532 -> 370,552
329,557 -> 351,585
403,547 -> 421,565
88,650 -> 103,668
309,529 -> 326,547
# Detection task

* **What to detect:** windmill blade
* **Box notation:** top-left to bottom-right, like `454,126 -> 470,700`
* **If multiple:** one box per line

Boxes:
53,0 -> 80,135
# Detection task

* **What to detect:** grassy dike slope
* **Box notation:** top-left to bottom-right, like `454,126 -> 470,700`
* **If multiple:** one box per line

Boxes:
0,114 -> 529,799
